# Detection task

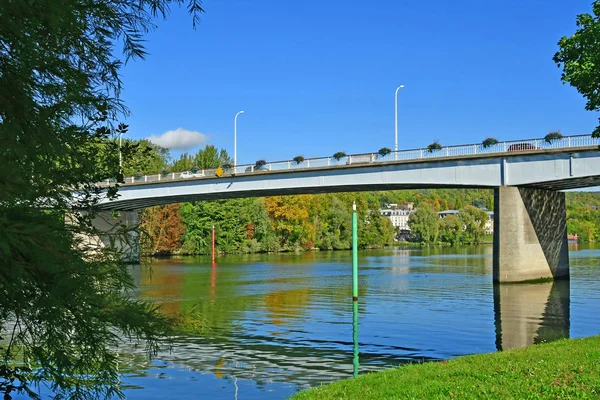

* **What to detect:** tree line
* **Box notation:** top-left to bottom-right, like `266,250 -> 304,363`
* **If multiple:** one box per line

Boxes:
130,140 -> 600,252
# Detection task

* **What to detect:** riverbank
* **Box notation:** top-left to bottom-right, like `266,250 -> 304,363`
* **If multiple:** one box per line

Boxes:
291,336 -> 600,399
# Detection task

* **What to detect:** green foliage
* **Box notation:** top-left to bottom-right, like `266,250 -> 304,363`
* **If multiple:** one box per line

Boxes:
482,137 -> 499,148
427,141 -> 442,153
0,0 -> 203,397
458,205 -> 488,244
408,204 -> 439,243
438,215 -> 462,245
378,147 -> 392,157
545,131 -> 563,144
554,2 -> 600,137
333,152 -> 347,161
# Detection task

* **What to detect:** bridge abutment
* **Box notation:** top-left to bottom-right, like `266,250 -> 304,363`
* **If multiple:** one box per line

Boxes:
493,187 -> 569,283
69,211 -> 140,263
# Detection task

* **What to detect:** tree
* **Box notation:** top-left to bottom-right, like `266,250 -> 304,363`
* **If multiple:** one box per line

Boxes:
194,145 -> 232,169
554,1 -> 600,137
408,205 -> 439,243
140,204 -> 185,255
458,206 -> 488,244
438,214 -> 463,245
0,1 -> 203,398
122,139 -> 170,176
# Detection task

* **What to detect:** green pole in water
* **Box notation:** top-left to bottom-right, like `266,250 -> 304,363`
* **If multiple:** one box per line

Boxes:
352,202 -> 359,377
352,300 -> 359,378
352,202 -> 358,301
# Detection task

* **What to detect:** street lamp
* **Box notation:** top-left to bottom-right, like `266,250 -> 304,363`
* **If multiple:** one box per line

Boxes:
395,85 -> 405,154
234,110 -> 244,169
119,131 -> 124,172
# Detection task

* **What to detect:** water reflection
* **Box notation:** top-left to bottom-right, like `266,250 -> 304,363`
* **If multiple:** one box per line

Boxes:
123,248 -> 600,400
352,301 -> 359,378
493,280 -> 570,350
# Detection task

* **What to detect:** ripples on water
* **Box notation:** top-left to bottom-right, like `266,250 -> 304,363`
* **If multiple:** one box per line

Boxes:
119,245 -> 600,399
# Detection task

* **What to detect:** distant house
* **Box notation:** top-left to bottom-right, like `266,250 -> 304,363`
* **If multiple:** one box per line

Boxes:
380,208 -> 413,240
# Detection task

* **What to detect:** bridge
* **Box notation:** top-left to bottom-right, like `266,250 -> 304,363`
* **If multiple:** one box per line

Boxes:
93,134 -> 600,283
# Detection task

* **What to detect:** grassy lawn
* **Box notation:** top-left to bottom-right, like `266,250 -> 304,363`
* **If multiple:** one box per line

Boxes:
291,336 -> 600,399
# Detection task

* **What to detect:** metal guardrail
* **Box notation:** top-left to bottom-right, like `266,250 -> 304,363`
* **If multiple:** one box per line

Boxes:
101,134 -> 599,187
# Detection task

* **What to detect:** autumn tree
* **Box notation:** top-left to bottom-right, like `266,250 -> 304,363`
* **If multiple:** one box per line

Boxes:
140,204 -> 185,255
554,1 -> 600,136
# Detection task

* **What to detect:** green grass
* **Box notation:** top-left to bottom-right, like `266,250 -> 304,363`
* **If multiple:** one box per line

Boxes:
291,336 -> 600,399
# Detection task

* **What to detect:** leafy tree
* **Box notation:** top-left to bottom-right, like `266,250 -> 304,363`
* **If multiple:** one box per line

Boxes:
438,214 -> 463,245
0,0 -> 203,398
172,152 -> 196,172
554,1 -> 600,137
194,145 -> 232,169
458,206 -> 488,244
408,204 -> 439,243
122,139 -> 170,176
140,204 -> 185,255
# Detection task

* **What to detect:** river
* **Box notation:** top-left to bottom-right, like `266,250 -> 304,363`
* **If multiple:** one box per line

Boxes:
120,244 -> 600,399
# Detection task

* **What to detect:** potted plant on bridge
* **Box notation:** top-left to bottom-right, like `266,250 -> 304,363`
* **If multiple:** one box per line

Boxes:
482,137 -> 498,149
333,151 -> 347,161
545,131 -> 563,144
427,141 -> 442,153
134,171 -> 143,180
191,166 -> 200,173
378,147 -> 392,157
161,169 -> 169,176
255,159 -> 267,170
293,155 -> 305,164
222,163 -> 232,170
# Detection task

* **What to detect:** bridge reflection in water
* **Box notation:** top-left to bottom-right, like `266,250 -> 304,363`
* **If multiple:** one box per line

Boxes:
494,280 -> 570,351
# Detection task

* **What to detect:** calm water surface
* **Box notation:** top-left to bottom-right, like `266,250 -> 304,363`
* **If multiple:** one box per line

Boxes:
119,244 -> 600,399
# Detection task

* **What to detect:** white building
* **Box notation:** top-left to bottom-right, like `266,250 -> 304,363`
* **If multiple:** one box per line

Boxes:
380,208 -> 412,231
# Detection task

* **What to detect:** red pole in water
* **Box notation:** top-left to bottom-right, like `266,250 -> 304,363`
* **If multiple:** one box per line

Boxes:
211,225 -> 215,263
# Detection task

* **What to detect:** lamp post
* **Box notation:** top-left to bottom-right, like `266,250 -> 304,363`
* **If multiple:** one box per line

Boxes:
119,131 -> 124,172
234,110 -> 244,169
394,85 -> 405,154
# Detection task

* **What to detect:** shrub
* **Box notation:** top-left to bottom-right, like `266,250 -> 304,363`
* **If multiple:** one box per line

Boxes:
545,131 -> 563,144
293,155 -> 305,164
161,169 -> 169,176
378,147 -> 392,157
333,151 -> 347,161
427,141 -> 442,153
191,166 -> 199,173
222,163 -> 232,170
134,171 -> 143,180
255,159 -> 267,169
482,137 -> 498,148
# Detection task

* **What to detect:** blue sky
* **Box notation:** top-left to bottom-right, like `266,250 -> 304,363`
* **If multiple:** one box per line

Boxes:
120,0 -> 598,165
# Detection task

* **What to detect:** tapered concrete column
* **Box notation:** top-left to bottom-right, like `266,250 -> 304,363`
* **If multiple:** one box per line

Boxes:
68,211 -> 140,263
493,187 -> 569,282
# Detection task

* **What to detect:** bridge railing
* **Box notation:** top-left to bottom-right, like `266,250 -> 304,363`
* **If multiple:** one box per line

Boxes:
102,134 -> 599,187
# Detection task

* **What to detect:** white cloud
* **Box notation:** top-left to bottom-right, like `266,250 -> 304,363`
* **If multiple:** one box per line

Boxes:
147,128 -> 208,150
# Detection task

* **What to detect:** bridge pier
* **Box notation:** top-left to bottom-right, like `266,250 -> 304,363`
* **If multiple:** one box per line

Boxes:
493,187 -> 569,283
70,211 -> 140,263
